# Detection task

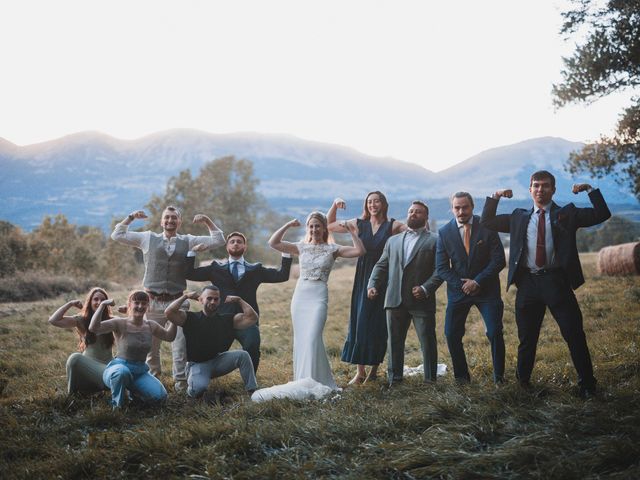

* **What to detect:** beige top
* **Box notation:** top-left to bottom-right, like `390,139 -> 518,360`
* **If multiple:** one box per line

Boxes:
115,320 -> 153,362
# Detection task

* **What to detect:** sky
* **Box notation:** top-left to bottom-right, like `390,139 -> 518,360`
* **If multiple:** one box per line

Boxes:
0,0 -> 632,172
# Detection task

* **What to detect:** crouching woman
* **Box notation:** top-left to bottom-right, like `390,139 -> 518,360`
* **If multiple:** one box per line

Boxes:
90,290 -> 176,408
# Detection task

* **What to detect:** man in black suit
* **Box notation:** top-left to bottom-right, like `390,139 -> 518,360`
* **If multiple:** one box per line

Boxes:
436,192 -> 506,383
186,232 -> 292,372
481,170 -> 611,396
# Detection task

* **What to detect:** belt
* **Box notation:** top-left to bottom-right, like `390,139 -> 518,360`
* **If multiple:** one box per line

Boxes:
145,291 -> 183,302
528,268 -> 562,276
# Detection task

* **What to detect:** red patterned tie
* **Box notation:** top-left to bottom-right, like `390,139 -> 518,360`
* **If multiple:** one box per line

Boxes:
535,208 -> 546,268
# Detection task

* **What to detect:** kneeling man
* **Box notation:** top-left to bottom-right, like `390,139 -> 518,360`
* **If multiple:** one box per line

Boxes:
165,286 -> 258,398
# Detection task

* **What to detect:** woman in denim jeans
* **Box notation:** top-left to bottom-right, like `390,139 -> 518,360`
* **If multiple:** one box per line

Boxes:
90,290 -> 176,408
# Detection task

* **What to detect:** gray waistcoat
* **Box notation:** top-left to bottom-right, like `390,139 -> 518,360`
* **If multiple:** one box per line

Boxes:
142,234 -> 189,294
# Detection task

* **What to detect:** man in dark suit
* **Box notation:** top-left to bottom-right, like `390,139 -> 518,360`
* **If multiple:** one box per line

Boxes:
368,201 -> 443,385
185,232 -> 292,372
437,192 -> 506,383
481,170 -> 611,397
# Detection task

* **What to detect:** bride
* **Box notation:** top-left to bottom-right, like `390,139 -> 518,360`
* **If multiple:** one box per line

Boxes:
266,212 -> 365,392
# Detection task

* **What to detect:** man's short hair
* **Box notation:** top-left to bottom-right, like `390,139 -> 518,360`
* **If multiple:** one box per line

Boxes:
201,284 -> 220,295
226,232 -> 247,244
163,205 -> 182,219
411,200 -> 429,217
451,191 -> 474,208
530,170 -> 556,188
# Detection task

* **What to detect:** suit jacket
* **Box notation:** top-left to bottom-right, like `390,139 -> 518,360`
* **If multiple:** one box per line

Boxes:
480,189 -> 611,290
368,229 -> 443,312
185,255 -> 292,315
436,215 -> 506,303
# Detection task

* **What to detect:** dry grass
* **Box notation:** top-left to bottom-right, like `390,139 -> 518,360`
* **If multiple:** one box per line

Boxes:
1,254 -> 639,479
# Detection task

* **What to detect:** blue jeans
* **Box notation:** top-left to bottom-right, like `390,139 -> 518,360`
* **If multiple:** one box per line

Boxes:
103,358 -> 167,408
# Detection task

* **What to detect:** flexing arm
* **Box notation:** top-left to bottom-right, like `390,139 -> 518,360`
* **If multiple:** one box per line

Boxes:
336,221 -> 366,258
48,300 -> 83,329
572,186 -> 612,227
480,189 -> 513,233
259,255 -> 293,283
164,292 -> 196,327
187,214 -> 225,250
226,296 -> 258,329
110,210 -> 149,248
327,198 -> 352,233
148,318 -> 177,342
268,219 -> 301,255
184,254 -> 216,282
89,299 -> 119,334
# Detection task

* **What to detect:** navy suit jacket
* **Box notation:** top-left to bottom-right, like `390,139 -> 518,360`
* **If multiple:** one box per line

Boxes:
436,215 -> 505,303
185,255 -> 292,315
480,189 -> 611,290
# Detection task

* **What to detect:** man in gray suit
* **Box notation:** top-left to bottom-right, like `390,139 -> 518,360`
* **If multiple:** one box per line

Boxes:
368,201 -> 443,385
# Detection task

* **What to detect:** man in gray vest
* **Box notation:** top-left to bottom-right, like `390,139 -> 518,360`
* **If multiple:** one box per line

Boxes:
111,206 -> 224,392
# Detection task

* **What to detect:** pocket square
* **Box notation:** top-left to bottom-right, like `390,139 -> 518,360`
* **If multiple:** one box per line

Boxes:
476,240 -> 484,245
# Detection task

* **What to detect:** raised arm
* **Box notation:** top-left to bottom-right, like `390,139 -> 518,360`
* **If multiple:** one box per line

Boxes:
259,255 -> 293,283
336,221 -> 366,258
48,300 -> 83,329
188,214 -> 225,250
391,220 -> 408,234
226,295 -> 258,329
148,317 -> 177,342
89,299 -> 119,334
572,184 -> 612,227
110,210 -> 149,247
268,219 -> 301,255
164,292 -> 196,327
184,253 -> 215,282
480,189 -> 513,233
327,197 -> 353,233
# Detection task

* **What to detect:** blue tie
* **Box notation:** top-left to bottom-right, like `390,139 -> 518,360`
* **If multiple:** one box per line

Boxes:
230,261 -> 240,282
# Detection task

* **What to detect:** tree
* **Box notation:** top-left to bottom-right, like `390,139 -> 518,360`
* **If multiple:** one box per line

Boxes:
145,156 -> 286,263
552,0 -> 640,200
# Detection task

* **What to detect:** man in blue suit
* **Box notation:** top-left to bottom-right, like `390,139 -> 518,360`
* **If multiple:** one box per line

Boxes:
437,192 -> 506,383
185,232 -> 292,373
481,170 -> 611,397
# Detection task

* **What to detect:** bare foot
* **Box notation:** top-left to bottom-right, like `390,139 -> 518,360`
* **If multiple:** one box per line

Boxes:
347,374 -> 365,386
364,373 -> 378,383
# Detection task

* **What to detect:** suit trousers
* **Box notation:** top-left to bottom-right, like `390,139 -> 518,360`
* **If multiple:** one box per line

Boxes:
515,270 -> 596,389
145,298 -> 189,386
387,306 -> 437,383
444,299 -> 505,382
234,324 -> 261,373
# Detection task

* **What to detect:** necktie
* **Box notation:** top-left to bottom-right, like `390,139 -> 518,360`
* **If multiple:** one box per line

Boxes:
535,208 -> 546,268
230,261 -> 240,282
463,223 -> 471,255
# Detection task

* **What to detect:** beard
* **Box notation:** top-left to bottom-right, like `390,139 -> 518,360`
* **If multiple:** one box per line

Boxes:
407,217 -> 426,229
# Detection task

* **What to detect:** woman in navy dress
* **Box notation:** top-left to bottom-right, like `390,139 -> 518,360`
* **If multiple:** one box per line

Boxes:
327,191 -> 406,384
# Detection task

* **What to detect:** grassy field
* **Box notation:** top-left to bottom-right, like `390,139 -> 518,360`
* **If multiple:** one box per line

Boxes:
1,254 -> 639,479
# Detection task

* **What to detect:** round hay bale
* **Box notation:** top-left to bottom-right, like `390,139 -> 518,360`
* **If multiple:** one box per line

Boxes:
597,242 -> 640,276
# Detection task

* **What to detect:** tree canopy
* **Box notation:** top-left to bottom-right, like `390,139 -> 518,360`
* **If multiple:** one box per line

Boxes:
552,0 -> 640,200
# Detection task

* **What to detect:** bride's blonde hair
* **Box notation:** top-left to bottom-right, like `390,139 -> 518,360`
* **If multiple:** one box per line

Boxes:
305,211 -> 329,243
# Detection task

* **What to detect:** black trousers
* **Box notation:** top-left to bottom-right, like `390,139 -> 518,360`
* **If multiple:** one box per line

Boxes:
514,270 -> 596,389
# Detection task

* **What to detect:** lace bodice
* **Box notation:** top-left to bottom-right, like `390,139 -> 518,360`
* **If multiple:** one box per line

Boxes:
297,242 -> 339,282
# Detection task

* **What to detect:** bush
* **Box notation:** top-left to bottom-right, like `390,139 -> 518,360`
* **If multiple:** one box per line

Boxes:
0,271 -> 113,302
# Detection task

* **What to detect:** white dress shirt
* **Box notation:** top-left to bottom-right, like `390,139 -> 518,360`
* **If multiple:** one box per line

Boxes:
403,227 -> 426,265
526,202 -> 555,270
228,256 -> 246,279
455,216 -> 474,242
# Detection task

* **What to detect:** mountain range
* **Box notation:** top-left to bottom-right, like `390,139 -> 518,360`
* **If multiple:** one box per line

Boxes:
1,130 -> 638,231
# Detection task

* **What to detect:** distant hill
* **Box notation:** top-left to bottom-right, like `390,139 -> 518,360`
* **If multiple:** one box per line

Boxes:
1,130 -> 637,230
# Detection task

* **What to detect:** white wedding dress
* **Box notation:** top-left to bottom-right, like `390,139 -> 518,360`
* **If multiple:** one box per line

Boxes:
252,241 -> 340,402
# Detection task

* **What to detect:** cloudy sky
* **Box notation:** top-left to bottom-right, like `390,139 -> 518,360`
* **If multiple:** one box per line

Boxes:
0,0 -> 631,171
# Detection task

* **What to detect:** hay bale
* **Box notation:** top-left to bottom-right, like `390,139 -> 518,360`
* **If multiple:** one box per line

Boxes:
597,242 -> 640,276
